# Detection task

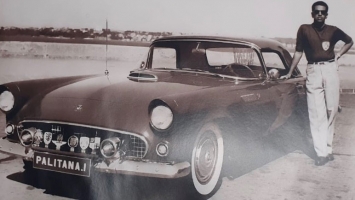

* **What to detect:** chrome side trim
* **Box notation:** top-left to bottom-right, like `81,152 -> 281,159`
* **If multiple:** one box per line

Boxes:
19,120 -> 149,158
127,76 -> 158,82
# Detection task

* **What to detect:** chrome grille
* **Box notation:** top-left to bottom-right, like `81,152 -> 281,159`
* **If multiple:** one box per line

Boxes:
129,135 -> 146,158
18,121 -> 148,159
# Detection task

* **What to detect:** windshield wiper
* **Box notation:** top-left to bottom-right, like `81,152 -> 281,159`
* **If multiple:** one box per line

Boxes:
181,68 -> 239,80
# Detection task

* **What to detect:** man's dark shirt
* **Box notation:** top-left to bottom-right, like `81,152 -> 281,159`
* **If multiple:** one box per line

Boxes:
295,23 -> 352,62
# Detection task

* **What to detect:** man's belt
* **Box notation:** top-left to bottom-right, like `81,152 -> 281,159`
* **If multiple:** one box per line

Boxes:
308,59 -> 335,65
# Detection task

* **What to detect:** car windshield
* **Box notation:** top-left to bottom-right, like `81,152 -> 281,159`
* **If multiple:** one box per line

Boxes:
149,41 -> 265,79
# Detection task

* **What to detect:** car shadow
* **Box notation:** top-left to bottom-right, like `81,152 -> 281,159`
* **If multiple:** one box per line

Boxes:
223,122 -> 317,181
0,155 -> 17,163
6,169 -> 205,200
7,170 -> 91,199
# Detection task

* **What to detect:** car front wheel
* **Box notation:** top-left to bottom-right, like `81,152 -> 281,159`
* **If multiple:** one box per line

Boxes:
191,122 -> 224,197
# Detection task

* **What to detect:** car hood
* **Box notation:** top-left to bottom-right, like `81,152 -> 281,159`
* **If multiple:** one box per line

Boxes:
18,70 -> 242,134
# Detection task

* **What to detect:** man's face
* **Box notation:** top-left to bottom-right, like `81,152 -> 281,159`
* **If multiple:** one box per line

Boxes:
312,5 -> 328,23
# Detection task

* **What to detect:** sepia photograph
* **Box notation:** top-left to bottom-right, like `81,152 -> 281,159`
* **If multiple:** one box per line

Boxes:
0,0 -> 355,199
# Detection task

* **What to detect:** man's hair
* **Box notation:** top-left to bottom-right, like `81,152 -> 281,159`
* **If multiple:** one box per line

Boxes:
312,1 -> 329,12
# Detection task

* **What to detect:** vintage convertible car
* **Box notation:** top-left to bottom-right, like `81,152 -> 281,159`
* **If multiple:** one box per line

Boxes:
0,36 -> 308,197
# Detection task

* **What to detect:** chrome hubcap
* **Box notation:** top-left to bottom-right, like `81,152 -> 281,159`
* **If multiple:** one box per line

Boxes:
194,131 -> 218,184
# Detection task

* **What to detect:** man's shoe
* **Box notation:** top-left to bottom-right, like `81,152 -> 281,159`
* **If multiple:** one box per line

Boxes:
327,154 -> 335,161
315,156 -> 328,166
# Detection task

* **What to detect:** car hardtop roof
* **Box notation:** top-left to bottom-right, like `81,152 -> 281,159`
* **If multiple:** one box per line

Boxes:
153,35 -> 287,52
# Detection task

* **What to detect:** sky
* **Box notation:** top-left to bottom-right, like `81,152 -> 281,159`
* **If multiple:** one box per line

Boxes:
0,0 -> 354,38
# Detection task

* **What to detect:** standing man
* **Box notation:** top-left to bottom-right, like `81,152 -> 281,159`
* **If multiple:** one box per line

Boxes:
281,1 -> 353,166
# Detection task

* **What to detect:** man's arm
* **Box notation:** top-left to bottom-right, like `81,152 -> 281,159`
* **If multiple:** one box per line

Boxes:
336,40 -> 354,60
280,51 -> 303,79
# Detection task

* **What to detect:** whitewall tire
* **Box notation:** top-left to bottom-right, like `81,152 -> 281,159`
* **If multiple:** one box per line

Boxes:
191,122 -> 224,196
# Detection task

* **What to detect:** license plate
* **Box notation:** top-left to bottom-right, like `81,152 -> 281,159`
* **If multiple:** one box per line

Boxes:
33,152 -> 91,177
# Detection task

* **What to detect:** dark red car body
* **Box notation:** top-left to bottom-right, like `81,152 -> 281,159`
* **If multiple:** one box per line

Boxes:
0,36 -> 309,197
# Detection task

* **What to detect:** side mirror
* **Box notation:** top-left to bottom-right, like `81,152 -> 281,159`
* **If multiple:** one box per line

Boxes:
268,69 -> 280,80
140,61 -> 145,69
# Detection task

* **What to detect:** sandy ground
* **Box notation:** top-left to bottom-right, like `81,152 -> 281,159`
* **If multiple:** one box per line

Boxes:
0,58 -> 139,84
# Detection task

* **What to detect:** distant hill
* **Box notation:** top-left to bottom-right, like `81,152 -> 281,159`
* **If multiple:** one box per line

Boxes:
0,26 -> 174,43
1,26 -> 354,52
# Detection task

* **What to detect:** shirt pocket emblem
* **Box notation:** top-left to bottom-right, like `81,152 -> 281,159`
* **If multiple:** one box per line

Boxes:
322,41 -> 330,51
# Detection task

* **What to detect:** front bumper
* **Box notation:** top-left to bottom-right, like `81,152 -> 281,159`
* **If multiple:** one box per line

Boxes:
0,137 -> 33,158
0,138 -> 190,178
95,160 -> 190,178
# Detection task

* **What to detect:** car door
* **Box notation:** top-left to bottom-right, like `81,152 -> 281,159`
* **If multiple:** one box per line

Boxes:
238,79 -> 281,136
283,71 -> 309,130
261,51 -> 307,134
266,76 -> 306,134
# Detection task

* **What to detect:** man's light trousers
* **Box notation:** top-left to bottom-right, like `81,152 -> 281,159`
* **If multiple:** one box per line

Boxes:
306,61 -> 339,157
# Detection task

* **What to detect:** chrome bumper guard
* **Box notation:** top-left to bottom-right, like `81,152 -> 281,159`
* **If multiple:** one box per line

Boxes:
95,160 -> 190,179
0,138 -> 33,159
0,138 -> 190,179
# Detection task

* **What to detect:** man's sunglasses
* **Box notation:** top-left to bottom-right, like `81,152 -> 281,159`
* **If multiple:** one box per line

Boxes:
312,10 -> 327,15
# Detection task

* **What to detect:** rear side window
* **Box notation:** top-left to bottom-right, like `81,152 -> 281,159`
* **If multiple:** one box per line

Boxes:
262,52 -> 286,70
151,47 -> 176,69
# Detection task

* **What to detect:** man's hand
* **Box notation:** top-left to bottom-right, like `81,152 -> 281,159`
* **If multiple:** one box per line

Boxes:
284,51 -> 303,80
280,73 -> 291,80
336,53 -> 341,71
336,53 -> 341,60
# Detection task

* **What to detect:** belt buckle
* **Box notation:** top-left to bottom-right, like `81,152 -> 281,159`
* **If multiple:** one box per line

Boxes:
313,59 -> 334,65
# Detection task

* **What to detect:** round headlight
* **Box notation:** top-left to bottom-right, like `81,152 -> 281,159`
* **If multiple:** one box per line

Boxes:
5,124 -> 15,135
19,128 -> 36,146
100,137 -> 121,159
0,91 -> 15,112
150,105 -> 173,130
